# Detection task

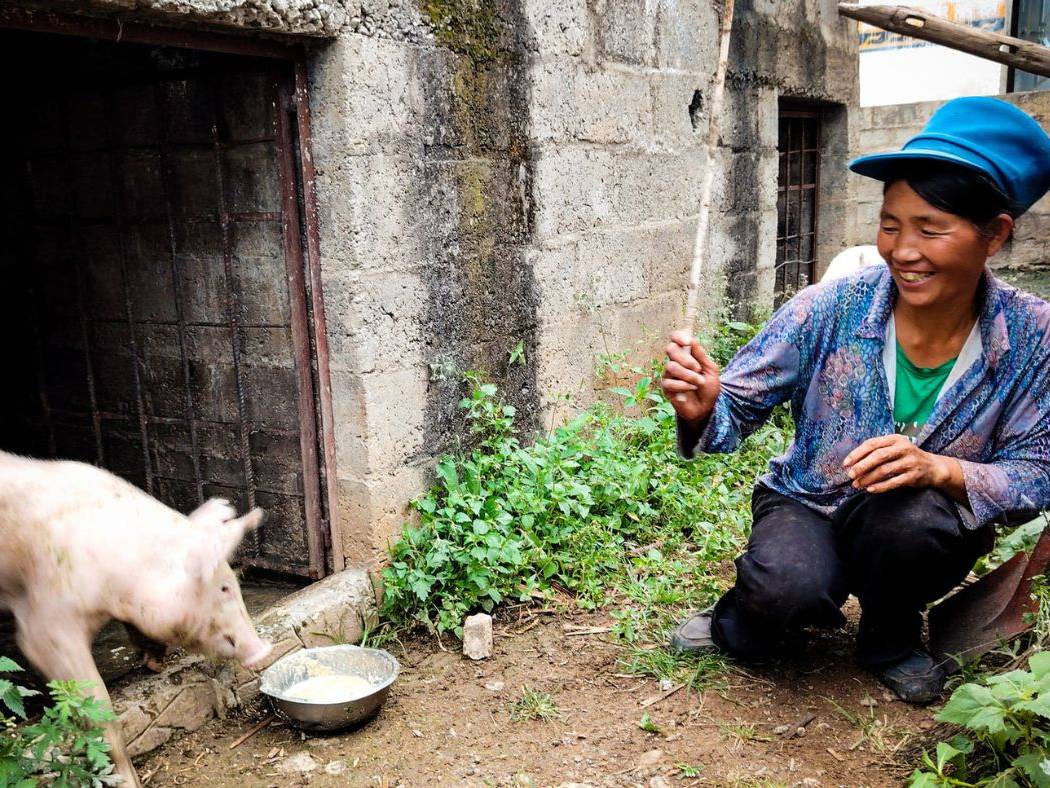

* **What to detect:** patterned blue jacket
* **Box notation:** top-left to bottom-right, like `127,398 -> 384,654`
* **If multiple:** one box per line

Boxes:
679,265 -> 1050,527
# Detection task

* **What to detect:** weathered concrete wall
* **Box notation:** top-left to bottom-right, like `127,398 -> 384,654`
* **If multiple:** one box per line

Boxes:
850,91 -> 1050,273
729,0 -> 860,289
25,0 -> 427,38
311,0 -> 860,564
527,0 -> 859,419
308,0 -> 541,565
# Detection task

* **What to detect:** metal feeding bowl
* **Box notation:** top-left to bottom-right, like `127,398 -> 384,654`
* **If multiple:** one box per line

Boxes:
259,644 -> 399,733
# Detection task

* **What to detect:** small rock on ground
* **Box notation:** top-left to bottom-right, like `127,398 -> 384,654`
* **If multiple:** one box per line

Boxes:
463,613 -> 493,660
637,749 -> 663,769
324,760 -> 346,775
278,752 -> 318,774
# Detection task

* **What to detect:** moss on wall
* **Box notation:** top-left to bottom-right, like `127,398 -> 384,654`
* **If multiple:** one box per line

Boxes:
414,0 -> 540,447
420,0 -> 506,62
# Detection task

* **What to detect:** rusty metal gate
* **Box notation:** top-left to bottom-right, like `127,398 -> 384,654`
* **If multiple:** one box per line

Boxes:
0,28 -> 331,579
776,106 -> 822,303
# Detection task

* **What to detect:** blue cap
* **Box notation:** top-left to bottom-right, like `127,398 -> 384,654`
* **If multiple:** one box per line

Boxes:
849,96 -> 1050,215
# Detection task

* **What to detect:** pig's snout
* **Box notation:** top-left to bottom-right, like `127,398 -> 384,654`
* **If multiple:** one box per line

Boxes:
239,638 -> 272,669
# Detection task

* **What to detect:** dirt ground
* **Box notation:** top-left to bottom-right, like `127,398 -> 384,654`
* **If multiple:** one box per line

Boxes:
141,605 -> 937,787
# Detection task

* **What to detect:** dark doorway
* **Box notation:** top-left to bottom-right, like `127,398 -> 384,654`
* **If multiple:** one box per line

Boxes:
776,105 -> 822,304
0,28 -> 330,579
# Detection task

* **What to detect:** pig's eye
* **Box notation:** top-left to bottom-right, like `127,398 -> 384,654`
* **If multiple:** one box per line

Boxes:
220,584 -> 231,594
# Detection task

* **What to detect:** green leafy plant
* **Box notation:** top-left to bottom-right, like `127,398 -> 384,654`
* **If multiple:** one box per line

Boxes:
508,341 -> 526,367
0,657 -> 116,786
677,762 -> 704,779
974,515 -> 1049,577
702,318 -> 764,367
638,713 -> 662,734
381,318 -> 788,637
909,652 -> 1050,786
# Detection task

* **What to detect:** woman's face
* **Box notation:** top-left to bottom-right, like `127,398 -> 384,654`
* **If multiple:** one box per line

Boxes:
876,180 -> 1011,311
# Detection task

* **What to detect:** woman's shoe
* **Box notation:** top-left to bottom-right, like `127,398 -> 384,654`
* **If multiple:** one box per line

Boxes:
668,608 -> 718,654
875,649 -> 946,705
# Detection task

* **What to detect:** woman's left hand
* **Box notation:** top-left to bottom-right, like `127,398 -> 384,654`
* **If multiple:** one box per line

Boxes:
842,434 -> 954,494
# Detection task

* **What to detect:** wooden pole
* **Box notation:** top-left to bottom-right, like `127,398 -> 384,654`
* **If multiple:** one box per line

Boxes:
839,3 -> 1050,78
682,0 -> 737,337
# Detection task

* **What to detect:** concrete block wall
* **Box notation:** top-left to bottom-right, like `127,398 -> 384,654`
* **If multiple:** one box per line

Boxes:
851,91 -> 1050,272
526,0 -> 719,418
32,0 -> 431,37
527,0 -> 859,421
308,1 -> 543,565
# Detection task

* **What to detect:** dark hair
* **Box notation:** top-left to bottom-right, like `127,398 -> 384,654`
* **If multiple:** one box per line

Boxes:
882,160 -> 1020,234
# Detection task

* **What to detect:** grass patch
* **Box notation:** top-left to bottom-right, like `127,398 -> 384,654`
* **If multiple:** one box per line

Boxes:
719,723 -> 772,746
509,686 -> 561,722
826,696 -> 910,758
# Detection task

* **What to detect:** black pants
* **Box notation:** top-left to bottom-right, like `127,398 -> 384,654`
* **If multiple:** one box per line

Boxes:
711,484 -> 995,667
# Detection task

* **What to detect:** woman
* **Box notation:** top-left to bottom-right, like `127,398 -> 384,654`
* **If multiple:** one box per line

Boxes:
661,96 -> 1050,704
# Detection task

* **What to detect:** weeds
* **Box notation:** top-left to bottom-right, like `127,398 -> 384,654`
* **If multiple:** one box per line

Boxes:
909,652 -> 1050,786
677,762 -> 704,779
617,643 -> 730,692
825,696 -> 910,758
638,713 -> 662,734
720,723 -> 771,747
381,319 -> 786,645
509,687 -> 561,723
0,657 -> 116,785
916,520 -> 1050,784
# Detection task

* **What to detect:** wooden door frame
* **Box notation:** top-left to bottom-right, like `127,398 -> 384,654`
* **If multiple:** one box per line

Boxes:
0,7 -> 344,575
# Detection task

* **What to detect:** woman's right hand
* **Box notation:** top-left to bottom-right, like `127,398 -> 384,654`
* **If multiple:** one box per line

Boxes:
659,330 -> 722,426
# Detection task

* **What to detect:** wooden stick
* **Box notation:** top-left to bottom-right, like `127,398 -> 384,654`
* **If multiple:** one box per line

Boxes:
839,3 -> 1050,77
228,714 -> 274,750
562,626 -> 613,636
682,0 -> 738,337
781,711 -> 816,738
639,682 -> 686,708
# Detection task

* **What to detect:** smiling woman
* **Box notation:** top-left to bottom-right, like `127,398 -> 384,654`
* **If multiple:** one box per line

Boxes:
877,163 -> 1014,341
659,96 -> 1050,706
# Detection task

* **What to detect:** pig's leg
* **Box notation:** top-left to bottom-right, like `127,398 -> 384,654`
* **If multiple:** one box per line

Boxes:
15,612 -> 142,788
123,623 -> 168,672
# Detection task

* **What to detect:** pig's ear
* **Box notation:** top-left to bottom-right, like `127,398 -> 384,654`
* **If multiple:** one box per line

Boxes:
193,508 -> 266,576
188,497 -> 236,526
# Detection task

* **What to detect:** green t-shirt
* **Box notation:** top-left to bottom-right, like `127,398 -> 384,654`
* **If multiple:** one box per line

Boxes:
894,341 -> 957,440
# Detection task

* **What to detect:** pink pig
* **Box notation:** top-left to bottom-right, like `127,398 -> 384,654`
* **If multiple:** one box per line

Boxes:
0,452 -> 272,786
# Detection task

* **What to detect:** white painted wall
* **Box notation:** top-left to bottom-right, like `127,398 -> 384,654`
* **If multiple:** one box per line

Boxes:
858,0 -> 1007,106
